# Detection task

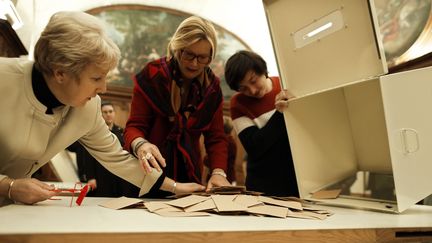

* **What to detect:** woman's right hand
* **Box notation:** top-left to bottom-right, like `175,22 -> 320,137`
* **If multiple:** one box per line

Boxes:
6,178 -> 58,204
136,142 -> 166,173
275,89 -> 295,113
174,182 -> 206,195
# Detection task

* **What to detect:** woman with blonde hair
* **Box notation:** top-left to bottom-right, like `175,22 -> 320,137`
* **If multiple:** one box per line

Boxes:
124,16 -> 230,197
0,11 -> 195,205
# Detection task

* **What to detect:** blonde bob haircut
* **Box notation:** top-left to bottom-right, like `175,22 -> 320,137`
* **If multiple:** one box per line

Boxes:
34,11 -> 120,80
167,16 -> 217,62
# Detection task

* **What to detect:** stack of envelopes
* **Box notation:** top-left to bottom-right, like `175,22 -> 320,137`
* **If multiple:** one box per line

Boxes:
100,186 -> 333,219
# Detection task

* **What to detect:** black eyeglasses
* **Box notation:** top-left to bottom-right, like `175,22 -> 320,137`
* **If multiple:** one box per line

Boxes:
180,50 -> 211,64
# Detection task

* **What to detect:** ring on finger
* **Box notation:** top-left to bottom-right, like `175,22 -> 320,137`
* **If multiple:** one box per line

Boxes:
144,152 -> 153,160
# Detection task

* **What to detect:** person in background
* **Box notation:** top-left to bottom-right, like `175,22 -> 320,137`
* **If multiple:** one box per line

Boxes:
224,50 -> 299,197
236,153 -> 248,186
222,116 -> 237,184
68,101 -> 137,197
124,16 -> 230,198
0,11 -> 200,206
202,116 -> 237,185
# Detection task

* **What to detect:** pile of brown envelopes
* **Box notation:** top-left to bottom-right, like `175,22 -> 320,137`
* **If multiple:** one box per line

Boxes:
99,186 -> 333,219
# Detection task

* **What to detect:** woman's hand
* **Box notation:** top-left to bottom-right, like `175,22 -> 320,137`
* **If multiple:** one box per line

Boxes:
160,177 -> 205,195
136,142 -> 166,173
174,182 -> 205,195
206,169 -> 230,191
275,89 -> 295,113
86,179 -> 97,190
7,178 -> 58,204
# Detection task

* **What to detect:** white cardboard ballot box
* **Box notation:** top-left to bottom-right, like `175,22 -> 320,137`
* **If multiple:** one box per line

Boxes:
263,0 -> 432,213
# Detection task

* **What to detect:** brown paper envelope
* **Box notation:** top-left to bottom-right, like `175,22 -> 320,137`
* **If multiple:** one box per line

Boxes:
300,211 -> 328,220
244,190 -> 264,196
166,195 -> 209,208
134,204 -> 147,209
309,209 -> 333,216
233,195 -> 262,207
272,196 -> 308,203
155,211 -> 210,217
258,196 -> 303,210
311,189 -> 341,199
212,191 -> 244,195
185,198 -> 216,212
302,204 -> 322,210
211,195 -> 247,212
154,205 -> 184,213
99,196 -> 143,210
247,205 -> 288,218
144,201 -> 173,212
209,186 -> 246,193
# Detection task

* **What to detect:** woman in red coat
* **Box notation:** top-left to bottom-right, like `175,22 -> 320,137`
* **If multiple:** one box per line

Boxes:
124,16 -> 230,197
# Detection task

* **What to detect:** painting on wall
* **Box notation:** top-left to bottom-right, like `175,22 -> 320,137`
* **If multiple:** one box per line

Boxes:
87,5 -> 250,100
375,0 -> 432,68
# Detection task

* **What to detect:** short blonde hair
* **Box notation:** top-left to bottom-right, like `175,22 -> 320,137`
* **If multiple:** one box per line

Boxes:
34,11 -> 120,80
167,16 -> 217,62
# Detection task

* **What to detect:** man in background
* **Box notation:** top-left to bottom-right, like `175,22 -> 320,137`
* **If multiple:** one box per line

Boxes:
68,101 -> 136,197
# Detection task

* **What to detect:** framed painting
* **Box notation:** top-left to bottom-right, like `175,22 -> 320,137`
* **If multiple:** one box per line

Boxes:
87,5 -> 251,102
375,0 -> 432,69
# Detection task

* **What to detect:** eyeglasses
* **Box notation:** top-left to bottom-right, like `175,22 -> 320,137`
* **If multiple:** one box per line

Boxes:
181,50 -> 211,64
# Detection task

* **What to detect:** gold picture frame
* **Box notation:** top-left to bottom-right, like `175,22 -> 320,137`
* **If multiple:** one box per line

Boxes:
87,5 -> 251,103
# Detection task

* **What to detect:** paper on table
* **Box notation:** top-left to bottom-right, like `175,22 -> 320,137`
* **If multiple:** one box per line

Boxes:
248,204 -> 288,218
97,187 -> 333,220
258,196 -> 303,210
287,210 -> 329,220
311,189 -> 341,199
99,197 -> 143,210
144,201 -> 173,212
166,195 -> 209,208
211,195 -> 247,212
233,194 -> 262,207
155,211 -> 210,217
184,198 -> 216,212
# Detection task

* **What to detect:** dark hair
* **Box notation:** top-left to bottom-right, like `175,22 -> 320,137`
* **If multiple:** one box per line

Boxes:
101,100 -> 114,109
224,50 -> 268,91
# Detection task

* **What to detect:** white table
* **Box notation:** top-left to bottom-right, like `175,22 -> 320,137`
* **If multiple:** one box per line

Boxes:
1,197 -> 432,243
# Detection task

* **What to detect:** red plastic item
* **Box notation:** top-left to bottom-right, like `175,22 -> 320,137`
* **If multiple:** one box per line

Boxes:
50,182 -> 93,207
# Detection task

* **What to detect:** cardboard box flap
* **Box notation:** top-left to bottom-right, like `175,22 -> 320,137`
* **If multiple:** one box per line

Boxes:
380,66 -> 432,212
264,0 -> 387,97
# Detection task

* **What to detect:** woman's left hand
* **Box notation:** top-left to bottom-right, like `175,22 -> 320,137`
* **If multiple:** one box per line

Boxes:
206,170 -> 230,191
